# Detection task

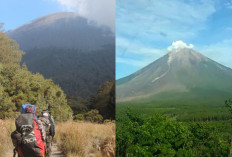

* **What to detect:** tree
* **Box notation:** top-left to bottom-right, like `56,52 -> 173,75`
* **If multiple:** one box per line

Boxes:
225,99 -> 232,115
225,99 -> 232,155
0,30 -> 73,121
90,80 -> 115,120
0,28 -> 24,65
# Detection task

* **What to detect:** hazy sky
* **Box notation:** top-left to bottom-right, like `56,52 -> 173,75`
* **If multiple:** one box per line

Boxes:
116,0 -> 232,79
0,0 -> 115,31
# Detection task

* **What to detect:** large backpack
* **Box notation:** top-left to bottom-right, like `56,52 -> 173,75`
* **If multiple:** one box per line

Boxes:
11,113 -> 45,157
39,117 -> 51,137
42,110 -> 55,137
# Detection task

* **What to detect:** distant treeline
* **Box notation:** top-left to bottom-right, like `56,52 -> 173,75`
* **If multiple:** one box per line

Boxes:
68,80 -> 115,121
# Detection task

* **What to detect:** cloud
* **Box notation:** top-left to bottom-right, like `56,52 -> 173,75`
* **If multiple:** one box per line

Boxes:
167,40 -> 194,51
116,57 -> 152,67
53,0 -> 115,31
116,37 -> 166,68
117,37 -> 164,57
117,0 -> 215,42
225,0 -> 232,9
116,0 -> 216,68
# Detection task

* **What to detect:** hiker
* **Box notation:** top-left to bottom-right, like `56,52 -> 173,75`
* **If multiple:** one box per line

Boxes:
39,110 -> 56,157
11,104 -> 46,157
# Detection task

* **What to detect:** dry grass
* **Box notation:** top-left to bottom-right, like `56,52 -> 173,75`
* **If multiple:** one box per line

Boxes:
0,119 -> 15,157
55,121 -> 115,157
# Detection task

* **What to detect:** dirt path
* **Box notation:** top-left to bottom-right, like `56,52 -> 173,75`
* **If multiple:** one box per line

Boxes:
51,143 -> 65,157
5,143 -> 65,157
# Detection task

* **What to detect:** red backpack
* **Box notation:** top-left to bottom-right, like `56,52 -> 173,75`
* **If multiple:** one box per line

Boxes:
11,113 -> 46,157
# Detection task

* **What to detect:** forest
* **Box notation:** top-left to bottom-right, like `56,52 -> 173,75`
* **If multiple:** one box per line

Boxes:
116,100 -> 232,156
22,46 -> 115,98
117,108 -> 232,156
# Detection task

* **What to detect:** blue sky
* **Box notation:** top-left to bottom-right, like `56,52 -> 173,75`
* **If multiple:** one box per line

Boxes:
0,0 -> 63,31
116,0 -> 232,79
0,0 -> 115,31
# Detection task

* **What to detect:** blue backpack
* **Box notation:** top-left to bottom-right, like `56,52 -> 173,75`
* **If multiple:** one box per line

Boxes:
21,104 -> 37,119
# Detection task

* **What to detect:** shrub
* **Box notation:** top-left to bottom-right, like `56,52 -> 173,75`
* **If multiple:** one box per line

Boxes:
74,114 -> 85,121
85,109 -> 103,123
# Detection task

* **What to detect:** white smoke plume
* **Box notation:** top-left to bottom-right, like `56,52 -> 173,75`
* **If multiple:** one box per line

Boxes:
54,0 -> 115,32
167,40 -> 194,51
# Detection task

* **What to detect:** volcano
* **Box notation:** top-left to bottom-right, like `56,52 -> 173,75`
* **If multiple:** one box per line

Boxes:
6,12 -> 114,51
5,12 -> 115,98
116,47 -> 232,104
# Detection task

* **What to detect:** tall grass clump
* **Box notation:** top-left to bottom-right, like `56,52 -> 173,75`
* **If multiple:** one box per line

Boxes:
0,119 -> 15,157
55,121 -> 115,157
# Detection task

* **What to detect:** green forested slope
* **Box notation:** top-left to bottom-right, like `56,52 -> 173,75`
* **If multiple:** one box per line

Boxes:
0,28 -> 72,121
22,46 -> 115,98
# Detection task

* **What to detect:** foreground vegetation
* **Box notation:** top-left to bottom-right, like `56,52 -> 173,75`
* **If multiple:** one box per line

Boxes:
116,99 -> 232,156
0,119 -> 14,157
117,109 -> 231,156
55,121 -> 115,157
0,119 -> 115,157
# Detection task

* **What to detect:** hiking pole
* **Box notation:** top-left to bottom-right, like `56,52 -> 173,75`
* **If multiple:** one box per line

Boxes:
13,148 -> 17,157
51,136 -> 54,146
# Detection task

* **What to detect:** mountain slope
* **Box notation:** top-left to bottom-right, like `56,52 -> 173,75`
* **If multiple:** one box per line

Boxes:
22,46 -> 114,98
6,12 -> 115,98
7,12 -> 114,51
117,48 -> 232,103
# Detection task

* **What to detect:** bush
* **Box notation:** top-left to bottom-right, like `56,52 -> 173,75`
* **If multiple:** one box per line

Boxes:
85,109 -> 103,123
74,114 -> 85,121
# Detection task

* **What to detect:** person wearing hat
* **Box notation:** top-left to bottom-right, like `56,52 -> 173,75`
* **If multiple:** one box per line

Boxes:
39,110 -> 54,157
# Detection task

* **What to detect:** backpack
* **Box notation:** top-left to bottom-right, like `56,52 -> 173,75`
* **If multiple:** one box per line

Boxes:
21,104 -> 37,119
11,113 -> 46,157
42,110 -> 55,137
39,117 -> 51,137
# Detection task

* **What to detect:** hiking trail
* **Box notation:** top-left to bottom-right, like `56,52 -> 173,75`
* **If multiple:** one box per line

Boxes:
51,143 -> 65,157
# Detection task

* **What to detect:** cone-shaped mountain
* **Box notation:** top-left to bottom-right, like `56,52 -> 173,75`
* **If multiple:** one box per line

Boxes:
117,48 -> 232,103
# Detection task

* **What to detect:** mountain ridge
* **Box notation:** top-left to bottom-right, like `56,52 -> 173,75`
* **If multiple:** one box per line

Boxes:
6,12 -> 114,51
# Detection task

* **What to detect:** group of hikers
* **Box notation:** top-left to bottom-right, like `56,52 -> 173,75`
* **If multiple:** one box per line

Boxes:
11,104 -> 56,157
